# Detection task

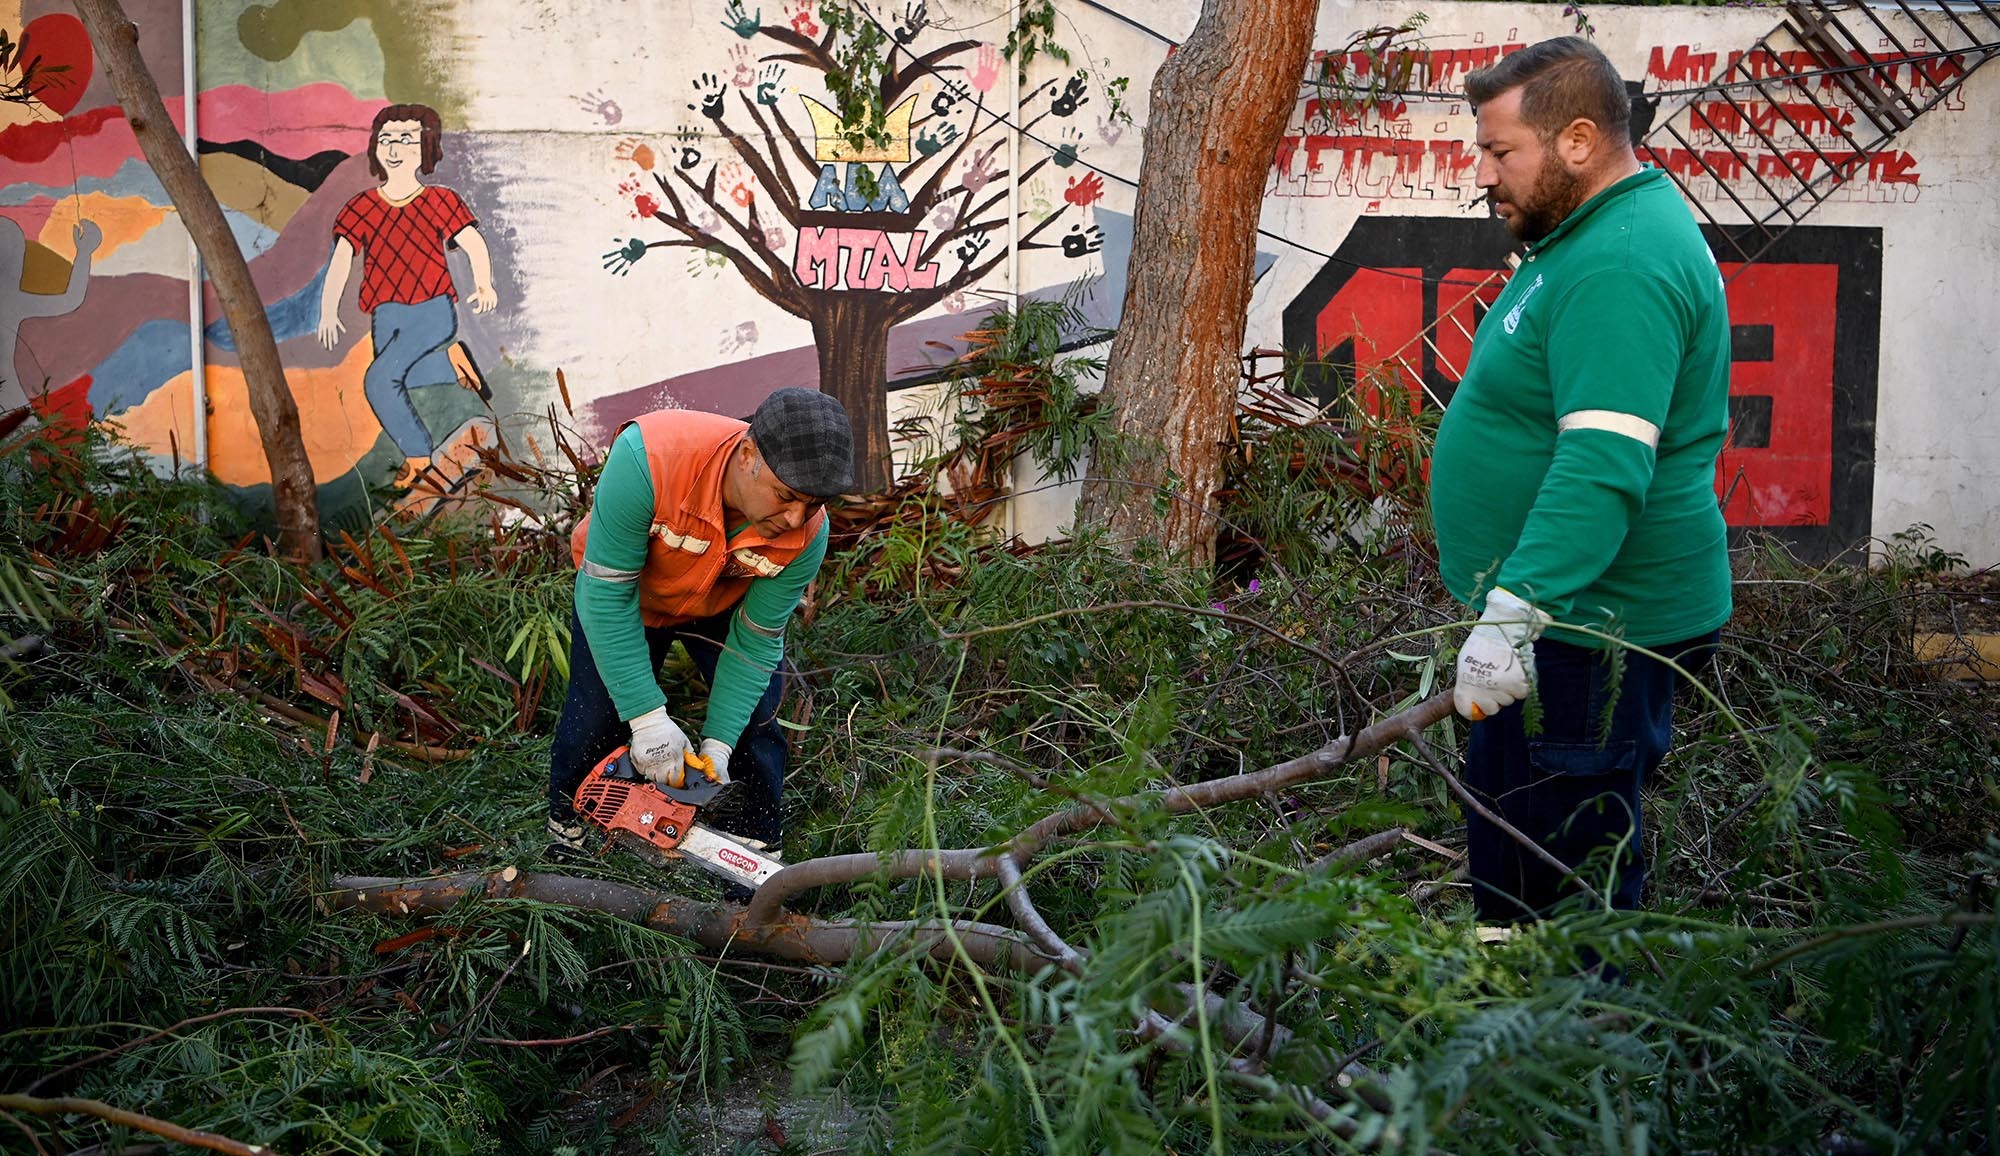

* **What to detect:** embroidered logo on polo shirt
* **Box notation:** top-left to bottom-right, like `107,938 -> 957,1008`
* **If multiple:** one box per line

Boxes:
1502,273 -> 1545,334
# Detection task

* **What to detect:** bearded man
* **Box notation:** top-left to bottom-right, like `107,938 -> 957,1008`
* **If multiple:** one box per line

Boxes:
1433,37 -> 1732,925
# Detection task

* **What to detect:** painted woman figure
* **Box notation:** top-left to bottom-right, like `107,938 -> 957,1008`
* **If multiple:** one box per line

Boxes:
318,103 -> 497,485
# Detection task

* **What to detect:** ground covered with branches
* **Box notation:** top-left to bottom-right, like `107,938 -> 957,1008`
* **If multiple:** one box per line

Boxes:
2,387 -> 1996,1152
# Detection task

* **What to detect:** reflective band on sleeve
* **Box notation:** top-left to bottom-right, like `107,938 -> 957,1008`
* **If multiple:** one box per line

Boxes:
1557,409 -> 1661,448
735,604 -> 785,638
580,558 -> 641,583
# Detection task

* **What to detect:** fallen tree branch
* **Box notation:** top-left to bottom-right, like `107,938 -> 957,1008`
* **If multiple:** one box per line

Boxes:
742,693 -> 1457,925
327,866 -> 1058,974
0,1094 -> 267,1155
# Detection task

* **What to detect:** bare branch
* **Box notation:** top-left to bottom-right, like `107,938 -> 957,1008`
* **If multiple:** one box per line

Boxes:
0,1095 -> 267,1156
756,23 -> 837,73
1303,828 -> 1407,876
884,39 -> 981,105
328,868 -> 1056,974
997,853 -> 1086,975
738,91 -> 806,205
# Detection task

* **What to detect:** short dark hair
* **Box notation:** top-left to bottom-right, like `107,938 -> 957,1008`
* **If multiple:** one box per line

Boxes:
368,103 -> 444,181
1464,37 -> 1630,143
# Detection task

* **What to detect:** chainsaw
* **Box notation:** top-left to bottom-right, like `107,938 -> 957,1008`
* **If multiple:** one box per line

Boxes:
573,746 -> 785,890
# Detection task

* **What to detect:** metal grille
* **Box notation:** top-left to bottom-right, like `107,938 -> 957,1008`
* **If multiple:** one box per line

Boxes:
1641,0 -> 2000,270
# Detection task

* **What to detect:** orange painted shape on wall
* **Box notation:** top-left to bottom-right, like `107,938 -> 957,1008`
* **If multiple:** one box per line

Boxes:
32,192 -> 173,260
118,345 -> 381,487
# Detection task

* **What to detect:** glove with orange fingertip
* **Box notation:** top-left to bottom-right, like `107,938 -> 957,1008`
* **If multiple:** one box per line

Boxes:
1452,587 -> 1550,722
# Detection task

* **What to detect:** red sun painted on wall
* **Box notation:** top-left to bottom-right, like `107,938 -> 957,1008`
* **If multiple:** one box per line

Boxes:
10,13 -> 94,116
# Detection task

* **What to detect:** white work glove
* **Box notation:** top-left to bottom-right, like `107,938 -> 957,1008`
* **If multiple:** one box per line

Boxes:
628,706 -> 693,786
1453,587 -> 1551,722
698,737 -> 733,787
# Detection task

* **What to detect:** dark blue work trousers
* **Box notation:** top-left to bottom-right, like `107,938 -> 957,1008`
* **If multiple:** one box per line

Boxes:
1463,631 -> 1718,923
547,606 -> 788,847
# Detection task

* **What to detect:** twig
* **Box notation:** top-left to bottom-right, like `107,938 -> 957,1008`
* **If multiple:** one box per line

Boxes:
0,1109 -> 50,1156
0,1095 -> 267,1155
996,853 -> 1085,975
1304,827 -> 1405,875
474,1023 -> 648,1048
1400,727 -> 1587,896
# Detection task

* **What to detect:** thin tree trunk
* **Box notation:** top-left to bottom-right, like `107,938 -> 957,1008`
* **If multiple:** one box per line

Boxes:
72,0 -> 321,561
810,293 -> 898,493
1077,0 -> 1320,564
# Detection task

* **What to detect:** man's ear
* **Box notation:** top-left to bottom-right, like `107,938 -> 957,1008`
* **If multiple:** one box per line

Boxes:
1558,117 -> 1599,168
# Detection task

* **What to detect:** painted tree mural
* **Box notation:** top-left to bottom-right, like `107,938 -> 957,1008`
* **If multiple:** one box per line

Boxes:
602,1 -> 1111,491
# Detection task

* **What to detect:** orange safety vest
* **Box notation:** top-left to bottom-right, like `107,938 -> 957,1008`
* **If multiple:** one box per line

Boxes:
569,410 -> 827,628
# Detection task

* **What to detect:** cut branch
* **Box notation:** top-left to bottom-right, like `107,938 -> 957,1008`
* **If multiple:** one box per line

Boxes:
0,1095 -> 267,1156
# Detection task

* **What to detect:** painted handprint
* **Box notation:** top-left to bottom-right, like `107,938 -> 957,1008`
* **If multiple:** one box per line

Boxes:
604,238 -> 649,276
1060,223 -> 1104,258
721,0 -> 761,37
755,63 -> 786,107
690,73 -> 726,119
930,77 -> 971,120
955,229 -> 990,264
928,201 -> 959,231
1054,126 -> 1083,168
786,0 -> 819,37
1094,115 -> 1124,147
915,122 -> 959,157
1050,72 -> 1089,118
576,89 -> 623,125
894,0 -> 928,44
1064,171 -> 1105,207
968,44 -> 1001,94
615,139 -> 658,171
729,45 -> 756,87
674,125 -> 704,171
960,143 -> 1001,194
718,321 -> 759,354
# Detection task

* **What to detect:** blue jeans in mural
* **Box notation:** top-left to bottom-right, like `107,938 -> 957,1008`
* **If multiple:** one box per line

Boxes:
366,295 -> 460,457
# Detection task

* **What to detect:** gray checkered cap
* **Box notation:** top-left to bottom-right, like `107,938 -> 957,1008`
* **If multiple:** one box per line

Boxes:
748,388 -> 855,498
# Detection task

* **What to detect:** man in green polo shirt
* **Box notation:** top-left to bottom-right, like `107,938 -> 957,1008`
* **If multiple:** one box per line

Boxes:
1432,37 -> 1732,925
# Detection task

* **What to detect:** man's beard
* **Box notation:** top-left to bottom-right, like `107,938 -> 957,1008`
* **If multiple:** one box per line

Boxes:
1507,151 -> 1590,243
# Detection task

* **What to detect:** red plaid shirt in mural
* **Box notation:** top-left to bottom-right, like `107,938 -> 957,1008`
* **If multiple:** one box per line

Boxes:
332,186 -> 477,313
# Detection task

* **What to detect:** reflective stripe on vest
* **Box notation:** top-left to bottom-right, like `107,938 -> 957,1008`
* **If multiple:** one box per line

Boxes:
1557,409 -> 1661,448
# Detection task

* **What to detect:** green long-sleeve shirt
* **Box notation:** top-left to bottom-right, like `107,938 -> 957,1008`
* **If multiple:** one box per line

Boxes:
1431,168 -> 1732,647
576,425 -> 827,746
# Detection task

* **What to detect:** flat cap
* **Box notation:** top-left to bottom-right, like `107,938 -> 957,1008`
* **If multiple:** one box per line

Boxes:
749,387 -> 855,498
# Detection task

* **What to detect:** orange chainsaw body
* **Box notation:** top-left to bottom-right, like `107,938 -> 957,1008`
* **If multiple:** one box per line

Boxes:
574,747 -> 702,858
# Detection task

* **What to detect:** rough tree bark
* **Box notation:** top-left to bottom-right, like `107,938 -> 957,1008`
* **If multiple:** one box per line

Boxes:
72,0 -> 321,561
1077,0 -> 1321,564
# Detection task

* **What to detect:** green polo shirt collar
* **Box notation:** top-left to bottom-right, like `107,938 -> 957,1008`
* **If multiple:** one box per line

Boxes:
1524,166 -> 1664,257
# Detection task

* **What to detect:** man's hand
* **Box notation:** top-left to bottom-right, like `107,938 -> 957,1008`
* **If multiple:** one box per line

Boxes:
629,706 -> 693,786
698,738 -> 733,786
1453,587 -> 1551,721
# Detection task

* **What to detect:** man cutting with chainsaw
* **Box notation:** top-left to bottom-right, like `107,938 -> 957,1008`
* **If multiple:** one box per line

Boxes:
546,388 -> 853,863
1434,38 -> 1731,925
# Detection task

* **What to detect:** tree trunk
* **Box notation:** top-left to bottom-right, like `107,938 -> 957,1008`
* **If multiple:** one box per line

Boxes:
72,0 -> 321,561
810,292 -> 899,493
1077,0 -> 1320,565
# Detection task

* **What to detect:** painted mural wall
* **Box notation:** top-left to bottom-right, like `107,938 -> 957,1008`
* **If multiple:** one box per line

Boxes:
2,0 -> 1996,559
